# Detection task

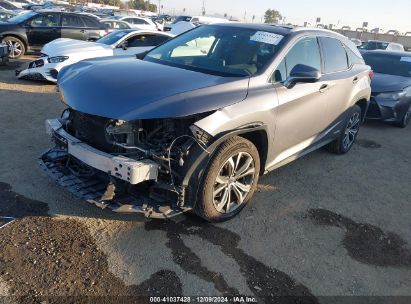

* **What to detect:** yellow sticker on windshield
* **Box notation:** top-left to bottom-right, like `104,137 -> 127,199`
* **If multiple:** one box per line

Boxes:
250,31 -> 283,45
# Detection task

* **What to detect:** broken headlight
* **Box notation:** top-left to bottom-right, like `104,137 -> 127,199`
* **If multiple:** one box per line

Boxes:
48,56 -> 69,63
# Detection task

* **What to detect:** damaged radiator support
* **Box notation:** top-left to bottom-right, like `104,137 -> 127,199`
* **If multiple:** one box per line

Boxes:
40,149 -> 191,218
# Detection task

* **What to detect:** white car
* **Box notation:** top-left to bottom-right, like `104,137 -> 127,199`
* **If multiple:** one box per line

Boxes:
17,29 -> 173,83
111,16 -> 158,31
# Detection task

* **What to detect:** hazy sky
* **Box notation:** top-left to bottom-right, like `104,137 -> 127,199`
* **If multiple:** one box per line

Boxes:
157,0 -> 411,32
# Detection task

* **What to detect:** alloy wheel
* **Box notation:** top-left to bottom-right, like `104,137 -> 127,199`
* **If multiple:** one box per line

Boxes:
403,111 -> 411,126
212,152 -> 256,214
343,112 -> 361,150
6,40 -> 22,58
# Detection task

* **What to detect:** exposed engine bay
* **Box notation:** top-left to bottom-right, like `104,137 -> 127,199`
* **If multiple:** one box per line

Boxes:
40,108 -> 214,218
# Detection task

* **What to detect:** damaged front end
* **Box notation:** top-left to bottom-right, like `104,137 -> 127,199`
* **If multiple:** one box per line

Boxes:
40,109 -> 213,218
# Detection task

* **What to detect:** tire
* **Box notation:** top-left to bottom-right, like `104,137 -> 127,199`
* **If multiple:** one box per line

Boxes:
396,110 -> 411,128
3,36 -> 25,59
194,136 -> 260,222
326,105 -> 362,155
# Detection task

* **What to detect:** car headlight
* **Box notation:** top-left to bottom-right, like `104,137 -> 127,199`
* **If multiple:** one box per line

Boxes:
48,56 -> 69,63
377,91 -> 406,101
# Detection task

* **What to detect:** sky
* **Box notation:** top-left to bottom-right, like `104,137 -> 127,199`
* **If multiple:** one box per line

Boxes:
155,0 -> 411,33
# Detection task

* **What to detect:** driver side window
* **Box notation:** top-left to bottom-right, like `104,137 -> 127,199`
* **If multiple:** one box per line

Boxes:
29,14 -> 58,28
273,37 -> 321,82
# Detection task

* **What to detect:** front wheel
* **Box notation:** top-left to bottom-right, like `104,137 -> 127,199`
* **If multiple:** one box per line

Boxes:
194,136 -> 260,222
326,105 -> 362,154
3,36 -> 25,59
396,109 -> 411,128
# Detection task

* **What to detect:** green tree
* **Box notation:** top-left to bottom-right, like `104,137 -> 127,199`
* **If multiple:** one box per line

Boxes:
128,0 -> 157,12
264,9 -> 281,23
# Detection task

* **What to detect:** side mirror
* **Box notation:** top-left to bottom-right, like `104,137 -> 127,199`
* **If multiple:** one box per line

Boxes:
284,64 -> 321,89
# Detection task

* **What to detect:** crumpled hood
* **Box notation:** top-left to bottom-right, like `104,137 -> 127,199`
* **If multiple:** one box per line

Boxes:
58,56 -> 250,120
372,73 -> 411,93
42,38 -> 113,56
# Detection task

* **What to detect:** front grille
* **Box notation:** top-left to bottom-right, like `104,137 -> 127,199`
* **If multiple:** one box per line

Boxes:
69,111 -> 120,153
29,59 -> 44,69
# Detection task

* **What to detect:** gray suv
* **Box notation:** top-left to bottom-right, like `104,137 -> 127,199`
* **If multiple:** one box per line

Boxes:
41,24 -> 372,222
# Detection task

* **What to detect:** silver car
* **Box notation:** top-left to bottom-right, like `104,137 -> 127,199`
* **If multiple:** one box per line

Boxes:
41,24 -> 372,222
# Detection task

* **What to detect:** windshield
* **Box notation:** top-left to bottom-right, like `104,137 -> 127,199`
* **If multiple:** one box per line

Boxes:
360,41 -> 389,50
172,16 -> 192,24
364,54 -> 411,77
145,25 -> 283,77
96,30 -> 129,45
6,11 -> 36,23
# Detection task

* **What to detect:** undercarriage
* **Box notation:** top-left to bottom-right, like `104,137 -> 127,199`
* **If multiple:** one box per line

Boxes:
40,109 -> 213,218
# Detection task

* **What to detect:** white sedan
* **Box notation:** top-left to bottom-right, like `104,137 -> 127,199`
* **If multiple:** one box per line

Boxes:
17,29 -> 174,83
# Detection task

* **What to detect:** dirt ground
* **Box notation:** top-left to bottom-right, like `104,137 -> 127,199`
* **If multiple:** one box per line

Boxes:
0,57 -> 410,303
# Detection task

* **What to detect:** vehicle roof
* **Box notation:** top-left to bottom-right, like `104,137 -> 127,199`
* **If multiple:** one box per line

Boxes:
209,23 -> 347,39
363,50 -> 411,57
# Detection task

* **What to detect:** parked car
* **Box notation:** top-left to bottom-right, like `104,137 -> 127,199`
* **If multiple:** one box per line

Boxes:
163,15 -> 192,31
0,11 -> 106,58
41,24 -> 371,222
8,0 -> 35,9
0,7 -> 16,21
350,38 -> 363,47
0,0 -> 20,10
363,51 -> 411,127
359,40 -> 405,53
100,18 -> 131,33
17,29 -> 173,82
109,16 -> 158,31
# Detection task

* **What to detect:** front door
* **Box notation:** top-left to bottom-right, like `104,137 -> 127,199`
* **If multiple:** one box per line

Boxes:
26,13 -> 60,48
270,36 -> 330,163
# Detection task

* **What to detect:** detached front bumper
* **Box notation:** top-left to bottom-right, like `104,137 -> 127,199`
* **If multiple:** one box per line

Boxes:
40,119 -> 190,218
16,58 -> 61,83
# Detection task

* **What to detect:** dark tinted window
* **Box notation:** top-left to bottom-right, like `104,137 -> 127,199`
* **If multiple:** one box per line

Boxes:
320,37 -> 349,73
134,18 -> 149,25
29,13 -> 59,27
273,37 -> 321,81
363,53 -> 411,77
62,14 -> 84,27
0,1 -> 17,10
82,16 -> 100,28
127,34 -> 169,47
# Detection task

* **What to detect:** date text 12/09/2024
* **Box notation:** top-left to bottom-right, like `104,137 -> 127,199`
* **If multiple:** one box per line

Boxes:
149,296 -> 258,303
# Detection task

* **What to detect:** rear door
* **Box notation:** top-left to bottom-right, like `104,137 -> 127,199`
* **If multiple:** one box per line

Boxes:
318,37 -> 357,126
26,12 -> 60,48
60,13 -> 87,41
81,16 -> 104,41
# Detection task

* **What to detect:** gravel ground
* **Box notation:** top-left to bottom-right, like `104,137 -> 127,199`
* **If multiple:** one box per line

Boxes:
0,58 -> 410,303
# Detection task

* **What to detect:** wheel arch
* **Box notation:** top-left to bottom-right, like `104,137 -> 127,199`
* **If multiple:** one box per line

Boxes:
355,98 -> 370,122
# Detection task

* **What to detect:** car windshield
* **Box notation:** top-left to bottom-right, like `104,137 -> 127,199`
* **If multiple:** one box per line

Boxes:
96,30 -> 129,45
364,54 -> 411,77
360,41 -> 389,50
172,16 -> 192,24
6,11 -> 36,23
145,25 -> 283,77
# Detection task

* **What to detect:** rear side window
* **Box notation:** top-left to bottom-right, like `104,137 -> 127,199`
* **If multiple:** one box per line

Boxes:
82,16 -> 100,28
127,34 -> 170,47
346,46 -> 364,66
62,15 -> 84,27
273,37 -> 321,82
320,37 -> 349,73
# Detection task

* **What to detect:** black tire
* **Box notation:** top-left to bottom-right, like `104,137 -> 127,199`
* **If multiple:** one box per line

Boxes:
396,110 -> 411,128
194,136 -> 260,222
326,105 -> 362,154
2,36 -> 25,59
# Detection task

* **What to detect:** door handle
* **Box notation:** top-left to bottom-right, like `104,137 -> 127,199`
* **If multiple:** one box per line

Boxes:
353,77 -> 359,84
80,29 -> 85,33
319,84 -> 329,93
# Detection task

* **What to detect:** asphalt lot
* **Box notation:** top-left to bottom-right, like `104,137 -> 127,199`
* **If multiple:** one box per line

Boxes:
0,57 -> 410,303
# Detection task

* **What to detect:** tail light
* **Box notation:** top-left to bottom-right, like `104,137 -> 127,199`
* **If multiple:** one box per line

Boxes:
369,70 -> 374,80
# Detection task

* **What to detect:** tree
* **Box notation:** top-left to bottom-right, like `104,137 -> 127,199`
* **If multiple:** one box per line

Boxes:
264,9 -> 281,24
128,0 -> 157,12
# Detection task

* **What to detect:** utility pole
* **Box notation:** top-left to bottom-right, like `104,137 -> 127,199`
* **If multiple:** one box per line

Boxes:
158,0 -> 161,15
201,0 -> 206,16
